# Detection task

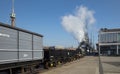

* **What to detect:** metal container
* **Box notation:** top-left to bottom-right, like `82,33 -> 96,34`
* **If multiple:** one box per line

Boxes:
0,22 -> 43,64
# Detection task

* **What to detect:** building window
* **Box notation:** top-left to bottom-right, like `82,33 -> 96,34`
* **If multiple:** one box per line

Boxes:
113,33 -> 117,42
99,32 -> 119,43
118,33 -> 120,43
118,45 -> 120,49
111,33 -> 114,42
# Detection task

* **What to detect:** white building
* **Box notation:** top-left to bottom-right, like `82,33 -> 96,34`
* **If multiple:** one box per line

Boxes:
98,28 -> 120,56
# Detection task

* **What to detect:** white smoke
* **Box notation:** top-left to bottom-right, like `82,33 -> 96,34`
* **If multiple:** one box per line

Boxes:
61,5 -> 95,42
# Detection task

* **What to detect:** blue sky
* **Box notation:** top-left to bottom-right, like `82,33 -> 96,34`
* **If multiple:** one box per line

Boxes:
0,0 -> 120,47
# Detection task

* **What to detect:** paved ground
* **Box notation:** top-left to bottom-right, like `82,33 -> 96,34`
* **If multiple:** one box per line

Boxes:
100,56 -> 120,74
39,56 -> 99,74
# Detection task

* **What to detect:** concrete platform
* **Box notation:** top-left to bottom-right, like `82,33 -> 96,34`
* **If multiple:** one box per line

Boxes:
39,56 -> 99,74
100,56 -> 120,74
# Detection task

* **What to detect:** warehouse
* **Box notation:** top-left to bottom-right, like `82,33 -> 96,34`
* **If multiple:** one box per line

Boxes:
98,28 -> 120,56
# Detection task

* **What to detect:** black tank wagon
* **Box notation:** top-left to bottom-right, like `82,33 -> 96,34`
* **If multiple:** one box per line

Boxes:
0,22 -> 43,74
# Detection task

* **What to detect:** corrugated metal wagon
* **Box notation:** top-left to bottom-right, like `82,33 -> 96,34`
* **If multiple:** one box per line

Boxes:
0,22 -> 43,74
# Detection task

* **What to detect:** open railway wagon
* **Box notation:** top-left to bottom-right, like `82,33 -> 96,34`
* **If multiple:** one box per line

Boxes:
62,49 -> 77,62
0,22 -> 44,74
43,47 -> 79,69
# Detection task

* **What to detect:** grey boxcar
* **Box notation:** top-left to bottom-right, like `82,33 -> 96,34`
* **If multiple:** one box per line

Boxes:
0,22 -> 43,65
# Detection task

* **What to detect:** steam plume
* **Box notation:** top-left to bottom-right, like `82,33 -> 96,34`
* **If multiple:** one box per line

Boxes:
61,5 -> 95,42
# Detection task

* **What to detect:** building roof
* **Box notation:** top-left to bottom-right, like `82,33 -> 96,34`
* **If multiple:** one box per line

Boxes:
0,22 -> 43,37
100,28 -> 120,32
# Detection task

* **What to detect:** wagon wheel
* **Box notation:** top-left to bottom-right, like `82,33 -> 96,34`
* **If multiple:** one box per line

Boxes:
53,62 -> 56,67
44,62 -> 49,69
